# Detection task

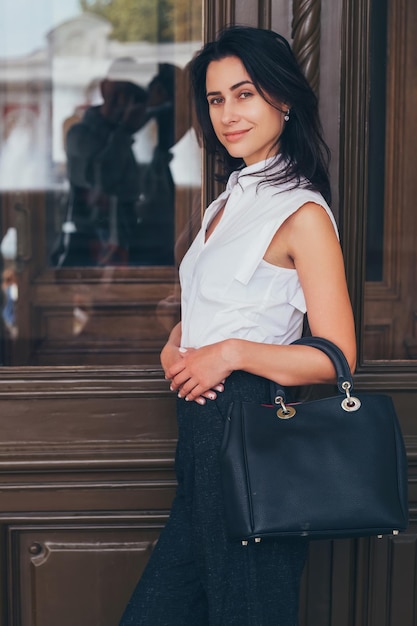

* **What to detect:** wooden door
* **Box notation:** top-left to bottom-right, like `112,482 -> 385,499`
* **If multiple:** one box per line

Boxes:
0,0 -> 416,625
341,0 -> 417,622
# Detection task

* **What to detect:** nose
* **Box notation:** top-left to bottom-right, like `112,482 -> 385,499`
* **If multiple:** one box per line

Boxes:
221,99 -> 239,125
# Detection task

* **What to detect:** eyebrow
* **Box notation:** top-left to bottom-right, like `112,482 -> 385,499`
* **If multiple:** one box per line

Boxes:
206,80 -> 254,98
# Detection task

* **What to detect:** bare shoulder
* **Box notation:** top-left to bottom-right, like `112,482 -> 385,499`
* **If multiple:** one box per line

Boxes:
286,201 -> 336,234
285,202 -> 339,255
265,202 -> 337,268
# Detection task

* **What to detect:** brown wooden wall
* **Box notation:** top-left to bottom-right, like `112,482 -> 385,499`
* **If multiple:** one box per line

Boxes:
0,382 -> 415,626
0,376 -> 177,625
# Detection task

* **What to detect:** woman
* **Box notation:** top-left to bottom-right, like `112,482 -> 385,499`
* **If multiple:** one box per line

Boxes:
119,25 -> 356,626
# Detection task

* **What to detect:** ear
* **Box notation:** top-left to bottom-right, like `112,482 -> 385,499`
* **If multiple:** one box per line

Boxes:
278,100 -> 291,111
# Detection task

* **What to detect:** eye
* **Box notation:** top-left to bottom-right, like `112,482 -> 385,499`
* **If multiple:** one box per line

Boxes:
208,96 -> 224,106
239,91 -> 254,99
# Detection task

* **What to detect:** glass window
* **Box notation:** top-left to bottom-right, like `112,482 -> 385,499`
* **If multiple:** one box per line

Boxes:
363,0 -> 417,362
0,0 -> 202,366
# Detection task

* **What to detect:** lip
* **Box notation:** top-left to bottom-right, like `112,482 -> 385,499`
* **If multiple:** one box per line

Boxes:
223,129 -> 251,142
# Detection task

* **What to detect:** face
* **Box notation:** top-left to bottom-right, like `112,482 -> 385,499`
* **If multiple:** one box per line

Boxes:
205,55 -> 287,166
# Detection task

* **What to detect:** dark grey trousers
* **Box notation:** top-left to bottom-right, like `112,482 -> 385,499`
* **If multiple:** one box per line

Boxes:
119,371 -> 308,626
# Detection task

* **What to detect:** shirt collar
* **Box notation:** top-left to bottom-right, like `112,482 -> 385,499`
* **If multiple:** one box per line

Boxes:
226,155 -> 287,191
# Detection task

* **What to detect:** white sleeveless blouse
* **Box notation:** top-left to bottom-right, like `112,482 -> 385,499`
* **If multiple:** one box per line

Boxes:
179,159 -> 338,349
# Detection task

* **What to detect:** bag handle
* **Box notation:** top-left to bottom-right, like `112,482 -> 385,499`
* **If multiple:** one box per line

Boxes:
291,336 -> 354,393
270,336 -> 358,411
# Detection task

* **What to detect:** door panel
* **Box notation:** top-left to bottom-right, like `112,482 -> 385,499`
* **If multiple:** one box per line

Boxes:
363,0 -> 417,361
9,526 -> 160,626
341,0 -> 417,622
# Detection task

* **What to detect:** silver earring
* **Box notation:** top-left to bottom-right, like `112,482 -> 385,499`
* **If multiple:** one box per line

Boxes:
284,110 -> 290,122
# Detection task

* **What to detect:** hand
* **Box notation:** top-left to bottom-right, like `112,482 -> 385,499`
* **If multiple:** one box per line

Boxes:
164,346 -> 225,405
167,343 -> 232,403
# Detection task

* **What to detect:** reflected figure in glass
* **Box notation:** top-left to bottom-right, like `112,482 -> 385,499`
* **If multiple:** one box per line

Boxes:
52,59 -> 178,268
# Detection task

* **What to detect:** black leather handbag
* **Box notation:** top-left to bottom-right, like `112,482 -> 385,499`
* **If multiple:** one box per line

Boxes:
220,336 -> 409,545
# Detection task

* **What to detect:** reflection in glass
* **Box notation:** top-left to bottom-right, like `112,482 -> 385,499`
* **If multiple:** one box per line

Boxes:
55,61 -> 179,267
0,0 -> 202,366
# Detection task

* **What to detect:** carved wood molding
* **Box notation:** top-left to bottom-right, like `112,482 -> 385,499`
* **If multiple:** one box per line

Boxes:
340,0 -> 370,360
258,0 -> 272,29
0,369 -> 168,396
204,0 -> 235,41
363,320 -> 393,361
291,0 -> 321,94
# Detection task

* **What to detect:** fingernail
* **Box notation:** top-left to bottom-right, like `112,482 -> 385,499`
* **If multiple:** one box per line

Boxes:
170,385 -> 174,392
207,392 -> 215,400
177,392 -> 182,398
214,385 -> 223,392
197,398 -> 206,405
179,347 -> 187,353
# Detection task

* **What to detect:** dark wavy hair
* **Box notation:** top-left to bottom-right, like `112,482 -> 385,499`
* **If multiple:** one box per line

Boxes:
189,25 -> 331,204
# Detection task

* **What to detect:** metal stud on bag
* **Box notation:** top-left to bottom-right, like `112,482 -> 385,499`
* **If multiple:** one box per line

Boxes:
241,538 -> 262,546
275,395 -> 296,419
341,381 -> 361,412
378,530 -> 399,539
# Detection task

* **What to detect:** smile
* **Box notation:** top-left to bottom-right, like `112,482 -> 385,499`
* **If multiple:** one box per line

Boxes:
223,129 -> 251,142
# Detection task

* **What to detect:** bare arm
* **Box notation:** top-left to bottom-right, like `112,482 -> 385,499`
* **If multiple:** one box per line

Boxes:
230,202 -> 356,386
160,322 -> 182,375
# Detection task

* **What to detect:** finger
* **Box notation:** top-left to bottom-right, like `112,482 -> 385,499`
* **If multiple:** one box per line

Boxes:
202,390 -> 217,401
170,369 -> 192,391
166,360 -> 187,379
177,378 -> 199,398
184,383 -> 207,402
